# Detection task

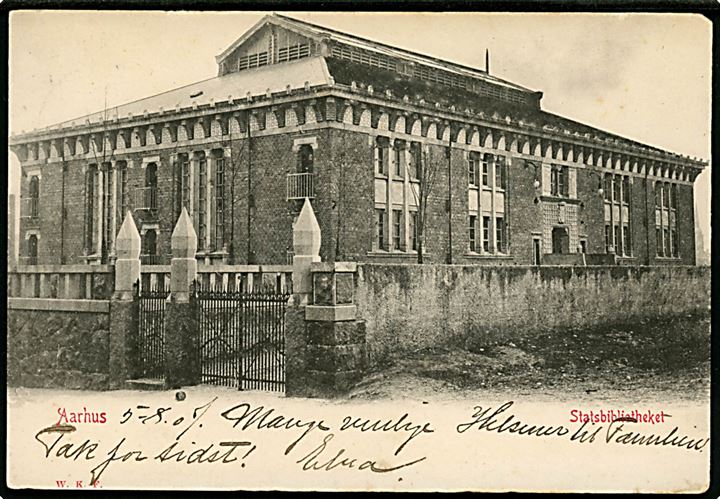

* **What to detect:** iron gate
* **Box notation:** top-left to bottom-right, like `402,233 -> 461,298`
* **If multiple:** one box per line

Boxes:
195,283 -> 289,391
137,283 -> 169,379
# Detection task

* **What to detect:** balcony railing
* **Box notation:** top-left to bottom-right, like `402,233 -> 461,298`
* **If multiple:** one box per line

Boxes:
20,197 -> 39,220
133,186 -> 158,211
286,172 -> 315,200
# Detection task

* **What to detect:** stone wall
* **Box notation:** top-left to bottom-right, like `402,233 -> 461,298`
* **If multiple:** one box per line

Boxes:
7,302 -> 111,389
354,263 -> 710,365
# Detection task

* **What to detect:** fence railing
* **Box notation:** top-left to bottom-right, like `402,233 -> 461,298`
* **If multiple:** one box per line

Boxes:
8,265 -> 115,300
139,264 -> 293,295
286,172 -> 314,200
133,186 -> 158,211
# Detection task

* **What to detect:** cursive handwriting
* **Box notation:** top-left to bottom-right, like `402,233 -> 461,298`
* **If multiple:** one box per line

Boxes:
295,433 -> 426,473
457,402 -> 570,438
221,403 -> 330,455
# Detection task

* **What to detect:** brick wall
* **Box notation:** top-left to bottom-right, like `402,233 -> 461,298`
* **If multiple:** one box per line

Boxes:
16,124 -> 702,268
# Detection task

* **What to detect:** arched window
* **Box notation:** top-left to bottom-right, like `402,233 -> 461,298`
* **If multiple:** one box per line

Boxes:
298,144 -> 314,173
28,176 -> 39,218
145,163 -> 158,210
27,234 -> 38,264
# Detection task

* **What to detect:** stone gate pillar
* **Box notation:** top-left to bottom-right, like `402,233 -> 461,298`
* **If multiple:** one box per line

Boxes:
165,208 -> 201,388
109,211 -> 141,388
285,199 -> 321,396
285,199 -> 367,398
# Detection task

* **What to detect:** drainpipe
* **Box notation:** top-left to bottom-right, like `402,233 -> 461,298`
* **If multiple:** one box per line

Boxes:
246,116 -> 253,264
447,134 -> 453,264
644,166 -> 651,265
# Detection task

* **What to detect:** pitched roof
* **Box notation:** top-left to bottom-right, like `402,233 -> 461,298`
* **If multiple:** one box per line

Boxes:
28,56 -> 331,134
217,13 -> 536,95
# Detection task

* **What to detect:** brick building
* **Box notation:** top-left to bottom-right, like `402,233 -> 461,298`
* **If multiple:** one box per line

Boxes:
9,14 -> 706,267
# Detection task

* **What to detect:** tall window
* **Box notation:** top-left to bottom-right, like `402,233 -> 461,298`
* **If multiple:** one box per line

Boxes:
495,156 -> 507,190
215,156 -> 226,251
28,176 -> 40,218
550,165 -> 569,197
655,181 -> 678,258
495,217 -> 506,253
393,140 -> 404,177
481,154 -> 491,187
469,152 -> 506,255
118,162 -> 129,219
102,163 -> 114,261
174,154 -> 190,221
142,229 -> 157,262
469,215 -> 477,252
604,173 -> 632,256
409,142 -> 422,179
375,208 -> 387,250
482,216 -> 491,252
27,234 -> 38,265
85,165 -> 97,252
197,157 -> 207,250
375,137 -> 389,176
145,163 -> 157,210
392,209 -> 403,250
468,153 -> 480,187
409,211 -> 418,251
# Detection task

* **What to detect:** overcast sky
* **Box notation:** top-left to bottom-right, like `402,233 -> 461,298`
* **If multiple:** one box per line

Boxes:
7,11 -> 711,252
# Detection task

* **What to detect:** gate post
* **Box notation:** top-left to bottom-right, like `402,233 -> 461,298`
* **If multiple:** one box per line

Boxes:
109,211 -> 141,389
165,208 -> 201,388
285,199 -> 321,396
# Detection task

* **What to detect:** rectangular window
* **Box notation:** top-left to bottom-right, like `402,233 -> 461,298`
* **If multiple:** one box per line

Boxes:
468,155 -> 479,187
614,225 -> 621,255
410,142 -> 422,180
482,216 -> 491,252
215,157 -> 225,251
392,209 -> 403,250
670,184 -> 678,210
623,225 -> 631,256
103,165 -> 114,258
118,165 -> 128,219
672,229 -> 679,257
376,137 -> 389,176
376,209 -> 387,250
622,176 -> 631,204
551,165 -> 568,197
481,154 -> 491,187
175,155 -> 190,220
495,217 -> 505,253
393,143 -> 403,177
495,156 -> 507,190
605,224 -> 611,253
613,176 -> 622,203
604,174 -> 613,202
664,228 -> 671,257
197,158 -> 207,250
656,226 -> 663,256
85,167 -> 96,251
469,215 -> 477,252
409,211 -> 418,251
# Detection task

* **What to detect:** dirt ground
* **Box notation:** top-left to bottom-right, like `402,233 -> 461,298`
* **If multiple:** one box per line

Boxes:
348,313 -> 711,403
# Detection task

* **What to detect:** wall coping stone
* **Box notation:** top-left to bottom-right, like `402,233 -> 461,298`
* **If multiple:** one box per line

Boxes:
311,262 -> 357,273
10,264 -> 112,274
305,304 -> 357,322
8,297 -> 110,313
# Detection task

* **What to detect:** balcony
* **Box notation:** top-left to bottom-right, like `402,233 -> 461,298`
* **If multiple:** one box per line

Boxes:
286,172 -> 315,201
133,187 -> 158,212
20,197 -> 39,222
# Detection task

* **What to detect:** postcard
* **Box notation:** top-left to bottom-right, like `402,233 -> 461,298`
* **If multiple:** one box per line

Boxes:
6,10 -> 712,493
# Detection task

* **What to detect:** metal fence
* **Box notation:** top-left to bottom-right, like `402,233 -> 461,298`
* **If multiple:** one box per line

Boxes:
195,282 -> 289,391
137,282 -> 169,380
